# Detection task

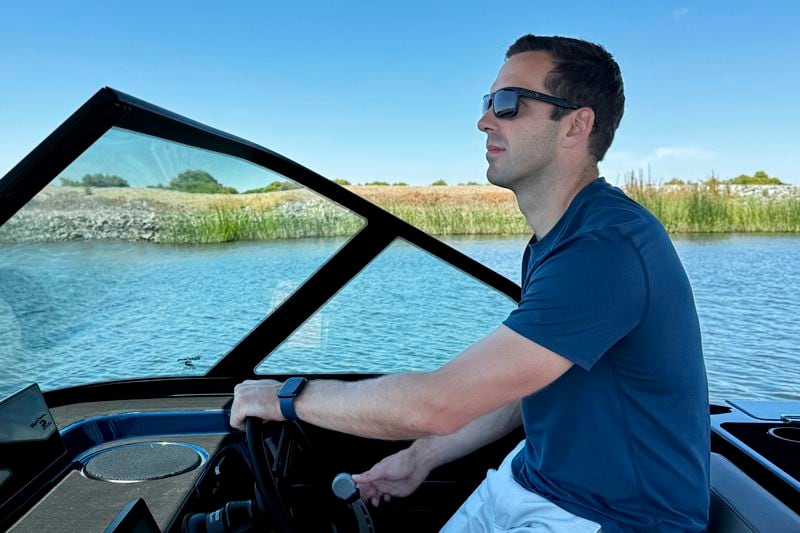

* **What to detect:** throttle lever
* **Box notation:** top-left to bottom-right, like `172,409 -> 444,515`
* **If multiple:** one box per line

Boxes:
331,473 -> 375,532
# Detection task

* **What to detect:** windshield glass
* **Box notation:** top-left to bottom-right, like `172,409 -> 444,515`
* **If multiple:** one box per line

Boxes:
0,128 -> 364,397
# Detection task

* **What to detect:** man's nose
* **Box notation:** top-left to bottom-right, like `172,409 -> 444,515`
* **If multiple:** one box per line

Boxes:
478,109 -> 496,133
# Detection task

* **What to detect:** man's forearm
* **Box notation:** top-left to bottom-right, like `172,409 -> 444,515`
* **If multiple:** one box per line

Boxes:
408,400 -> 522,472
293,372 -> 521,443
280,325 -> 567,441
293,372 -> 453,439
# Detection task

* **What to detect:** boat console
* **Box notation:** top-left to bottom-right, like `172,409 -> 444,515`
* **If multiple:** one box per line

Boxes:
1,383 -> 798,532
709,400 -> 800,531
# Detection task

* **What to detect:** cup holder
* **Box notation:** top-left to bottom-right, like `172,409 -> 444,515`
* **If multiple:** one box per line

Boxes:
768,426 -> 800,444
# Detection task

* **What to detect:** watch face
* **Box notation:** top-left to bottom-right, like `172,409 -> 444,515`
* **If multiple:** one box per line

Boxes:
278,377 -> 307,398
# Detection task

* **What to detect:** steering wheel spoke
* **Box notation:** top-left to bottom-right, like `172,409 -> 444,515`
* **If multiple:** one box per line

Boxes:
245,416 -> 370,532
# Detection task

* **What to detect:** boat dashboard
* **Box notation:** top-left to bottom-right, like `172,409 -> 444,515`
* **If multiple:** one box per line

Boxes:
1,383 -> 799,532
1,384 -> 506,532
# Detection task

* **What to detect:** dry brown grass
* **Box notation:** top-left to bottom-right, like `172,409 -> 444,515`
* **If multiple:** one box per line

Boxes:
346,185 -> 517,208
87,186 -> 313,211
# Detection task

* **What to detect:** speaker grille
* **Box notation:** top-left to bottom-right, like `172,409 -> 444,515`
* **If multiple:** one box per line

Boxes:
84,442 -> 203,482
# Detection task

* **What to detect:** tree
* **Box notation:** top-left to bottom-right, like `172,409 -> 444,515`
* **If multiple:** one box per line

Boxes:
168,170 -> 237,194
728,171 -> 783,186
81,173 -> 129,187
431,179 -> 447,186
60,173 -> 130,187
244,181 -> 300,194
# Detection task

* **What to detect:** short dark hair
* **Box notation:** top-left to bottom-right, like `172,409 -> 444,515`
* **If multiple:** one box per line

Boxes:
506,35 -> 624,162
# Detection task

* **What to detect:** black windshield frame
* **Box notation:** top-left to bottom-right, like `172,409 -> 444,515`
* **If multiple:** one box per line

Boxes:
0,88 -> 520,393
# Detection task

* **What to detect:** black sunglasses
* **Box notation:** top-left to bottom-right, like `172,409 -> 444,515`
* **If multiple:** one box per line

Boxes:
482,87 -> 580,119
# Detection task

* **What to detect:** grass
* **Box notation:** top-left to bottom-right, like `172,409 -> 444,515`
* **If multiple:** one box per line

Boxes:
161,202 -> 365,244
625,179 -> 800,233
356,185 -> 529,235
17,183 -> 800,244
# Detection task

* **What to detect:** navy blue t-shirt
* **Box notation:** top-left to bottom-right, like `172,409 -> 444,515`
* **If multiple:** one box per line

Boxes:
504,178 -> 709,532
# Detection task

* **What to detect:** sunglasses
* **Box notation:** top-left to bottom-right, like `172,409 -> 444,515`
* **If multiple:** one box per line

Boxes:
482,87 -> 580,119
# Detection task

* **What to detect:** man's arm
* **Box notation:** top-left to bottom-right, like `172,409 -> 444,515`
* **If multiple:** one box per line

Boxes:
352,400 -> 522,506
230,324 -> 572,439
408,398 -> 522,469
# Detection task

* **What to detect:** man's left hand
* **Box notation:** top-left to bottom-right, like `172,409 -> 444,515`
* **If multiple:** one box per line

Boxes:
230,379 -> 284,430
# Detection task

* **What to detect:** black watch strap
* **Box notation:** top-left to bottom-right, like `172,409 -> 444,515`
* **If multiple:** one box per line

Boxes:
277,377 -> 308,421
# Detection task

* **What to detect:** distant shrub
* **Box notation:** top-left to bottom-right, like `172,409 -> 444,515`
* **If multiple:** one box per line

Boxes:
333,179 -> 351,186
244,181 -> 300,194
364,181 -> 390,186
60,173 -> 129,188
729,170 -> 784,185
431,179 -> 448,186
664,178 -> 685,186
169,170 -> 237,194
392,182 -> 408,186
466,181 -> 483,186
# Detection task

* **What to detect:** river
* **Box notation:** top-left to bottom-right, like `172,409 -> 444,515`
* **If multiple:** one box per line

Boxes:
0,234 -> 798,402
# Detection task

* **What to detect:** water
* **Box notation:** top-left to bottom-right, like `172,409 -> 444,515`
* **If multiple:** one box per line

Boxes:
1,235 -> 798,402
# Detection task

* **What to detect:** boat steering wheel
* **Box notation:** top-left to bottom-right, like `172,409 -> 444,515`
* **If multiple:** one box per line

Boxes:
245,417 -> 297,532
245,417 -> 370,532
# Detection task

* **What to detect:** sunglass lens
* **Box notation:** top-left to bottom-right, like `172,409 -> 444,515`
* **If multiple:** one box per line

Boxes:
482,95 -> 491,115
492,90 -> 518,118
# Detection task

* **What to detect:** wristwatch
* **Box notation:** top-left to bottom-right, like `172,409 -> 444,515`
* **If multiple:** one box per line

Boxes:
277,377 -> 308,421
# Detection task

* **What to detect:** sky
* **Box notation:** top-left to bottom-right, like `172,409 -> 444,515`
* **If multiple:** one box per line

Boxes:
1,1 -> 799,186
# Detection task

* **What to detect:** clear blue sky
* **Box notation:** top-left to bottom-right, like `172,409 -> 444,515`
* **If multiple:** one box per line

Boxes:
2,1 -> 799,185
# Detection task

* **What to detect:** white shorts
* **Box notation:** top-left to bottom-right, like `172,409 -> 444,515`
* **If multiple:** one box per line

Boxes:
440,441 -> 602,532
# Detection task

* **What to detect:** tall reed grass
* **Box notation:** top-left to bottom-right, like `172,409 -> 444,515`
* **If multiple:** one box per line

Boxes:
161,203 -> 365,244
158,183 -> 800,243
625,179 -> 800,233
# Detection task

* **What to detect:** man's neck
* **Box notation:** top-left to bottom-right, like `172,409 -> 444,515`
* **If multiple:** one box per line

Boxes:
514,165 -> 599,240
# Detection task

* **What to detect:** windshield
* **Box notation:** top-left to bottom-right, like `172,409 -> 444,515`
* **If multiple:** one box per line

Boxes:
0,127 -> 364,397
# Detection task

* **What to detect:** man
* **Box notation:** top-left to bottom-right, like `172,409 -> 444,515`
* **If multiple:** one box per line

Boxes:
231,34 -> 710,531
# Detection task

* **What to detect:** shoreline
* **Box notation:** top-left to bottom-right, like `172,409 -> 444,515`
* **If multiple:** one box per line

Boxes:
1,184 -> 799,244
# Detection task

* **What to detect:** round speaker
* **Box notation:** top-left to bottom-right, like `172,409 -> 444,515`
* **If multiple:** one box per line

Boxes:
83,442 -> 205,482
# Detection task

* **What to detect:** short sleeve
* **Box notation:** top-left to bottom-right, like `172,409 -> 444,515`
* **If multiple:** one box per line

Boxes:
503,230 -> 646,370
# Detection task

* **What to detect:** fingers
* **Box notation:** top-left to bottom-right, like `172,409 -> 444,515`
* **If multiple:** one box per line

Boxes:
351,472 -> 373,484
229,379 -> 283,429
367,492 -> 392,507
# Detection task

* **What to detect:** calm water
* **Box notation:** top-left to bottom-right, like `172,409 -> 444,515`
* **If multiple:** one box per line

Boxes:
0,235 -> 798,402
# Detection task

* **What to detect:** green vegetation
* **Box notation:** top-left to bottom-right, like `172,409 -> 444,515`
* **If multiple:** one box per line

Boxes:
243,181 -> 301,194
61,173 -> 130,187
363,181 -> 391,186
381,204 -> 528,234
161,180 -> 800,242
431,179 -> 448,186
333,179 -> 351,186
392,182 -> 408,186
625,178 -> 800,233
729,170 -> 784,185
169,170 -> 238,194
161,204 -> 364,244
32,177 -> 800,245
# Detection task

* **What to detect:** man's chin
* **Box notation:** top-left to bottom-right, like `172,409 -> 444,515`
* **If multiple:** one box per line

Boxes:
486,169 -> 513,190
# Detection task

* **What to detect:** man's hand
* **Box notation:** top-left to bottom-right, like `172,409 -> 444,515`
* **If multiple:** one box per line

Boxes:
230,379 -> 284,430
352,446 -> 431,507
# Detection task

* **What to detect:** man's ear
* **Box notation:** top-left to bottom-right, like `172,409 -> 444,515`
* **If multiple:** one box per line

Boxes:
562,108 -> 595,148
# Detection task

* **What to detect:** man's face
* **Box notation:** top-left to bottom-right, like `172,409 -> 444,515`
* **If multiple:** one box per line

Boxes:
478,51 -> 562,189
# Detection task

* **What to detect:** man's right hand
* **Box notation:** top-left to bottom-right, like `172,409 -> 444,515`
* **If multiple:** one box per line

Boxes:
352,446 -> 431,507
